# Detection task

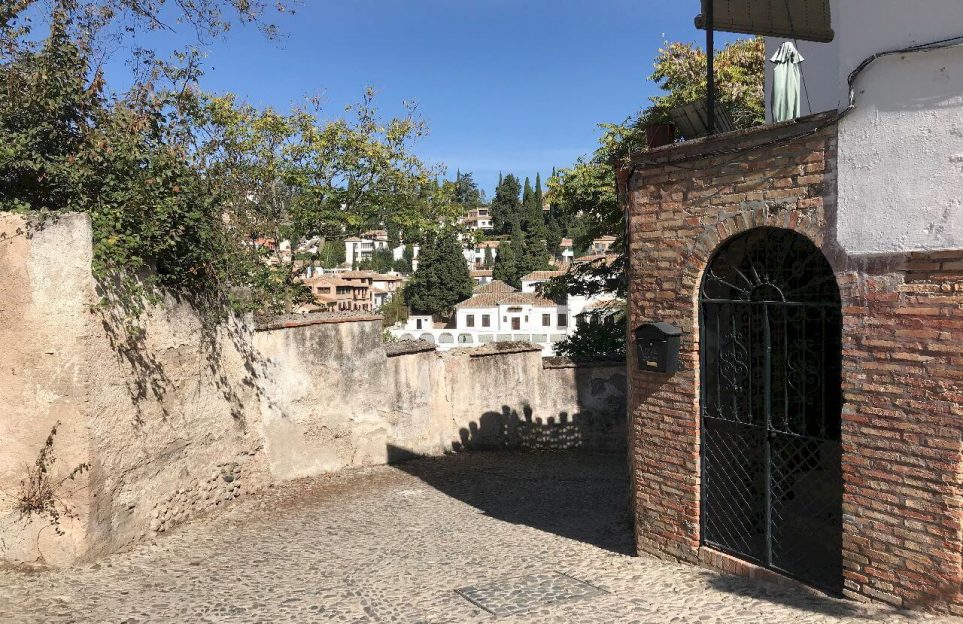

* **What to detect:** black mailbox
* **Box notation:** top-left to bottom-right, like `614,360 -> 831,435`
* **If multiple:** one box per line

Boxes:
635,322 -> 683,374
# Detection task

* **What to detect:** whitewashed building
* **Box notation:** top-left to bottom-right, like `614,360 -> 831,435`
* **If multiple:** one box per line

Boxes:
344,231 -> 389,267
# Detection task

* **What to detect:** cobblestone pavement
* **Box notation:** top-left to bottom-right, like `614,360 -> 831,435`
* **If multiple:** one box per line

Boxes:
0,452 -> 957,623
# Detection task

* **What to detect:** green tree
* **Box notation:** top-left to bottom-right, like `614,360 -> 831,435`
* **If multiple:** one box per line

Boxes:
490,173 -> 521,234
379,286 -> 409,327
483,246 -> 494,268
0,2 -> 456,315
405,230 -> 472,317
492,234 -> 518,287
453,169 -> 481,206
317,241 -> 346,268
555,307 -> 627,361
493,220 -> 528,288
545,216 -> 563,259
650,37 -> 765,131
534,173 -> 544,222
359,247 -> 394,273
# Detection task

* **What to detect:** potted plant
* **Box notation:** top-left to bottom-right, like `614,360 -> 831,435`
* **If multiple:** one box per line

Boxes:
640,105 -> 676,149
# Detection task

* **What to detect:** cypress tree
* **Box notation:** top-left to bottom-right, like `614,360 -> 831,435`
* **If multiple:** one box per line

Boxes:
491,174 -> 521,234
534,173 -> 544,222
492,231 -> 519,288
405,230 -> 472,317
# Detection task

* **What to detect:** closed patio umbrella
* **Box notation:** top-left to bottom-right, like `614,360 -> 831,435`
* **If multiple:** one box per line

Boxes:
770,41 -> 805,122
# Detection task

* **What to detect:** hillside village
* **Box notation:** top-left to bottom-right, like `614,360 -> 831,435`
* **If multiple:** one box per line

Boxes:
259,185 -> 623,355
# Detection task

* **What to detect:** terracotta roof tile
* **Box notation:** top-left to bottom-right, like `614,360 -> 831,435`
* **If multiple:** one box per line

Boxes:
474,280 -> 517,294
455,292 -> 558,309
520,270 -> 566,282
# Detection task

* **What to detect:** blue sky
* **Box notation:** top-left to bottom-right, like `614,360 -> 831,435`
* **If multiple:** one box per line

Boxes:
105,1 -> 742,196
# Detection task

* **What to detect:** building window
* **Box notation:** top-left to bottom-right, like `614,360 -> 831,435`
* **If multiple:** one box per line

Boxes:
542,314 -> 550,326
558,313 -> 568,327
482,315 -> 491,328
466,314 -> 475,328
416,319 -> 423,330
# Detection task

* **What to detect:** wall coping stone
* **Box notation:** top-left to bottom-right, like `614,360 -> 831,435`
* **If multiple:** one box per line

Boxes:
385,340 -> 437,357
542,356 -> 626,370
625,110 -> 838,170
255,313 -> 382,332
446,341 -> 543,358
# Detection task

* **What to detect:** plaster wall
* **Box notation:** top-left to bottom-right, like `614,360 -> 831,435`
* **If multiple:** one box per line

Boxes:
252,319 -> 392,479
764,0 -> 963,254
0,213 -> 273,566
0,214 -> 95,566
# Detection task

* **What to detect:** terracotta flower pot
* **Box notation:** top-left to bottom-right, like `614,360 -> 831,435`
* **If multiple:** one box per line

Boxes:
645,123 -> 676,149
645,123 -> 675,149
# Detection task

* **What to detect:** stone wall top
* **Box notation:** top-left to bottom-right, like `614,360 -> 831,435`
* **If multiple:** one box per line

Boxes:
625,111 -> 838,171
254,313 -> 382,332
447,341 -> 543,358
541,356 -> 626,370
385,340 -> 436,357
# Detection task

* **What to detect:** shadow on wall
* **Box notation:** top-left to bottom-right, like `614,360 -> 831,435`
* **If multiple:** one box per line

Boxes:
95,277 -> 269,429
450,404 -> 625,453
387,448 -> 634,555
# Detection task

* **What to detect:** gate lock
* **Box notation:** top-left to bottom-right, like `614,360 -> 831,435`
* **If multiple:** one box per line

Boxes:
634,322 -> 683,374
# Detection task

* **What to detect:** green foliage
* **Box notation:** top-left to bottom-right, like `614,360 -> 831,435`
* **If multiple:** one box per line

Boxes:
0,3 -> 452,316
493,221 -> 523,288
405,230 -> 473,317
379,286 -> 409,327
547,38 -> 763,302
483,246 -> 494,268
555,307 -> 627,361
490,173 -> 521,234
0,11 -> 227,304
358,247 -> 395,273
649,37 -> 765,130
316,240 -> 346,268
545,216 -> 563,258
453,169 -> 481,206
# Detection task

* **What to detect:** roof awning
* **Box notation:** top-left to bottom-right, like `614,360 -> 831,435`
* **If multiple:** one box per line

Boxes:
695,0 -> 834,43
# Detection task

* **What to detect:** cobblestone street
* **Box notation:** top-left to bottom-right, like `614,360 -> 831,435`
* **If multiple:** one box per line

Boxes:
0,453 -> 955,623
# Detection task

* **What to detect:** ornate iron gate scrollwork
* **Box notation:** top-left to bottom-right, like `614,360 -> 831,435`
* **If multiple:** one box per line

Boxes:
700,227 -> 843,593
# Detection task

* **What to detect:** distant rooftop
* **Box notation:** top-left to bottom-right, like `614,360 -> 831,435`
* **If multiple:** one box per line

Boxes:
520,270 -> 566,282
474,279 -> 517,294
455,292 -> 558,309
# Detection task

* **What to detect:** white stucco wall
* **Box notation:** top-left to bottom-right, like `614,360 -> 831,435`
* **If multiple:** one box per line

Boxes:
765,0 -> 963,254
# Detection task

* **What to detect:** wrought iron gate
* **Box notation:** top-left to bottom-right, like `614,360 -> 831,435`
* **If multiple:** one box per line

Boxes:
699,228 -> 843,593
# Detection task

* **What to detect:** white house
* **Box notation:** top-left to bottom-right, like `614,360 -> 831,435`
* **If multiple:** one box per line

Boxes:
344,230 -> 389,267
520,270 -> 566,294
460,208 -> 493,232
470,269 -> 493,286
463,240 -> 500,269
393,279 -> 573,355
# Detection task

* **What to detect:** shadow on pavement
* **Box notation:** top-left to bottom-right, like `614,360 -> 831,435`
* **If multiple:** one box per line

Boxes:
388,449 -> 634,555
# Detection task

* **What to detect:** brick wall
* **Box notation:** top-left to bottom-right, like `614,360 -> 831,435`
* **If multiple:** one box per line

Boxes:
623,112 -> 962,614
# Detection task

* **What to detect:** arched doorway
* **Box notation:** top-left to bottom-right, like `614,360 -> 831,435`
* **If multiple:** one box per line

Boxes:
699,227 -> 843,593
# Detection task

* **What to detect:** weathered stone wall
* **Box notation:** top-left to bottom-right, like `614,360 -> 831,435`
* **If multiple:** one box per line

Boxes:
0,215 -> 627,567
253,316 -> 391,479
0,213 -> 273,567
623,113 -> 962,614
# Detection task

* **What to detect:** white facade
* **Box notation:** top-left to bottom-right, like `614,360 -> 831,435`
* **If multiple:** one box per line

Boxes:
344,236 -> 389,267
454,304 -> 568,335
461,208 -> 493,231
764,0 -> 963,254
463,242 -> 499,269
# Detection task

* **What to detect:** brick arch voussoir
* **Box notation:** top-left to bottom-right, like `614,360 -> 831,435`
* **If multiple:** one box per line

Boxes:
684,204 -> 827,305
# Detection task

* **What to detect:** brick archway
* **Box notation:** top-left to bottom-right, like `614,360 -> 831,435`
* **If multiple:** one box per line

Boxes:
625,117 -> 961,613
